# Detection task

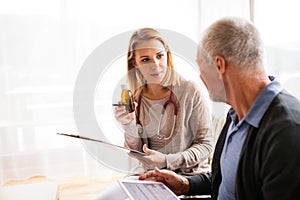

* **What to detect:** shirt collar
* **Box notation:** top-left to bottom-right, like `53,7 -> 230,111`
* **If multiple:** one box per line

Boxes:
229,77 -> 283,128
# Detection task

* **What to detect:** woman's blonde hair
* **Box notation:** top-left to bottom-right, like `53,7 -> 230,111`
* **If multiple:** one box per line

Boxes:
127,28 -> 177,97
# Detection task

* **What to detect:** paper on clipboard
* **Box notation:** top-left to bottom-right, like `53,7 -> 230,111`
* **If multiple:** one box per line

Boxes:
56,133 -> 147,156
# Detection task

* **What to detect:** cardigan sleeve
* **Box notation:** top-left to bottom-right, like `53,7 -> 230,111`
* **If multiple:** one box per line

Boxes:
187,172 -> 213,195
165,81 -> 213,171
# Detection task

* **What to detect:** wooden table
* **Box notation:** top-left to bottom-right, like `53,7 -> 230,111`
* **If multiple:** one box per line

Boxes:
2,172 -> 126,200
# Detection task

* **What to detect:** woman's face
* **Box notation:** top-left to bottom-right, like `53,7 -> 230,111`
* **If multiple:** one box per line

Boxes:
134,39 -> 167,85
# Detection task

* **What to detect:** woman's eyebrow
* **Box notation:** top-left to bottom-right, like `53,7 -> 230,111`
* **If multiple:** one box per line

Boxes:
139,55 -> 148,59
137,50 -> 165,58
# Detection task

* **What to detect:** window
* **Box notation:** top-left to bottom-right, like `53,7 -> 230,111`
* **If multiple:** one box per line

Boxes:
0,0 -> 200,183
254,0 -> 300,99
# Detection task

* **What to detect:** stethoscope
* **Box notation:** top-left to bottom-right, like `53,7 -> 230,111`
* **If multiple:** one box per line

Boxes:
135,86 -> 178,140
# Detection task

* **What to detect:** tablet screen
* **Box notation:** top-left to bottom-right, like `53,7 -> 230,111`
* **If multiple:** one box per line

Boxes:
119,180 -> 179,200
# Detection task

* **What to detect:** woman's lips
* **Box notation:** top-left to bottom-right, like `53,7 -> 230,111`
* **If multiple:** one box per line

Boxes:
150,72 -> 161,77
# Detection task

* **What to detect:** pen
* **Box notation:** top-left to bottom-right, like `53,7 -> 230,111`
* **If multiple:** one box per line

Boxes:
112,103 -> 123,106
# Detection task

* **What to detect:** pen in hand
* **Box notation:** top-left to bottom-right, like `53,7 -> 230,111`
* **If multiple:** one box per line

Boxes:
112,103 -> 123,107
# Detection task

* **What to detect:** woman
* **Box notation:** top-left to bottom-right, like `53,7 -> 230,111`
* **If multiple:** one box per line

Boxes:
115,28 -> 213,175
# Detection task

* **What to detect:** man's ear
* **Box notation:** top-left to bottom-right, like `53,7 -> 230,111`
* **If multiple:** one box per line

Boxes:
214,55 -> 226,75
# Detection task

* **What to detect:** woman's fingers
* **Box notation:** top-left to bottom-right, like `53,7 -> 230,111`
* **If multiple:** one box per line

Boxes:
114,106 -> 135,124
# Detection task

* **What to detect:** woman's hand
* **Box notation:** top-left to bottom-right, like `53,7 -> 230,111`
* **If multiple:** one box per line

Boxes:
129,144 -> 167,169
114,103 -> 136,125
138,167 -> 190,195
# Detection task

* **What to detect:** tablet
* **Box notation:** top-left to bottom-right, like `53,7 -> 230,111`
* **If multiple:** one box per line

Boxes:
118,179 -> 180,200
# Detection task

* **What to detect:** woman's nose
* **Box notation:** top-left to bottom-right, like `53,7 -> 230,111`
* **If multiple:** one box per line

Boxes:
151,58 -> 160,68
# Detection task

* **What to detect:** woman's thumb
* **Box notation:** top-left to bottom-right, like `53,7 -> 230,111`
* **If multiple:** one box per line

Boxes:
143,144 -> 153,154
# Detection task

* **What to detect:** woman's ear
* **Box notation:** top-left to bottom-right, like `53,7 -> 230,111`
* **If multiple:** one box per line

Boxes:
214,55 -> 226,75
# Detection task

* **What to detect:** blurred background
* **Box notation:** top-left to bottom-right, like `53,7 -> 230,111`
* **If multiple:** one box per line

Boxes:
1,0 -> 300,184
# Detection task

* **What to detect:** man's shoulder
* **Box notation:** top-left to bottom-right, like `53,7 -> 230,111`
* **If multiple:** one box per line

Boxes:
269,90 -> 300,116
259,90 -> 300,131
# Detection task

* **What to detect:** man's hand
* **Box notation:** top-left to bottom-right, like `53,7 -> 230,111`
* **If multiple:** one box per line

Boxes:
139,167 -> 190,195
129,144 -> 167,169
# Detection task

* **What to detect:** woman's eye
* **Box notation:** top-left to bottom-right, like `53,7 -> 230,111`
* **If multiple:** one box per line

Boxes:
157,54 -> 164,59
141,58 -> 149,62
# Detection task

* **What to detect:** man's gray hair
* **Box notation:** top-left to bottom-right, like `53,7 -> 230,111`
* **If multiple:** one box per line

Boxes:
199,17 -> 264,71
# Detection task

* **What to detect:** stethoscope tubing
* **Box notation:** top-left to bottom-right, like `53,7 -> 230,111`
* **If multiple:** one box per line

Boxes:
136,86 -> 177,140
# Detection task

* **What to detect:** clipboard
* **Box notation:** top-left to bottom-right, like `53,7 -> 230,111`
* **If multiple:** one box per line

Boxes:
56,133 -> 147,156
